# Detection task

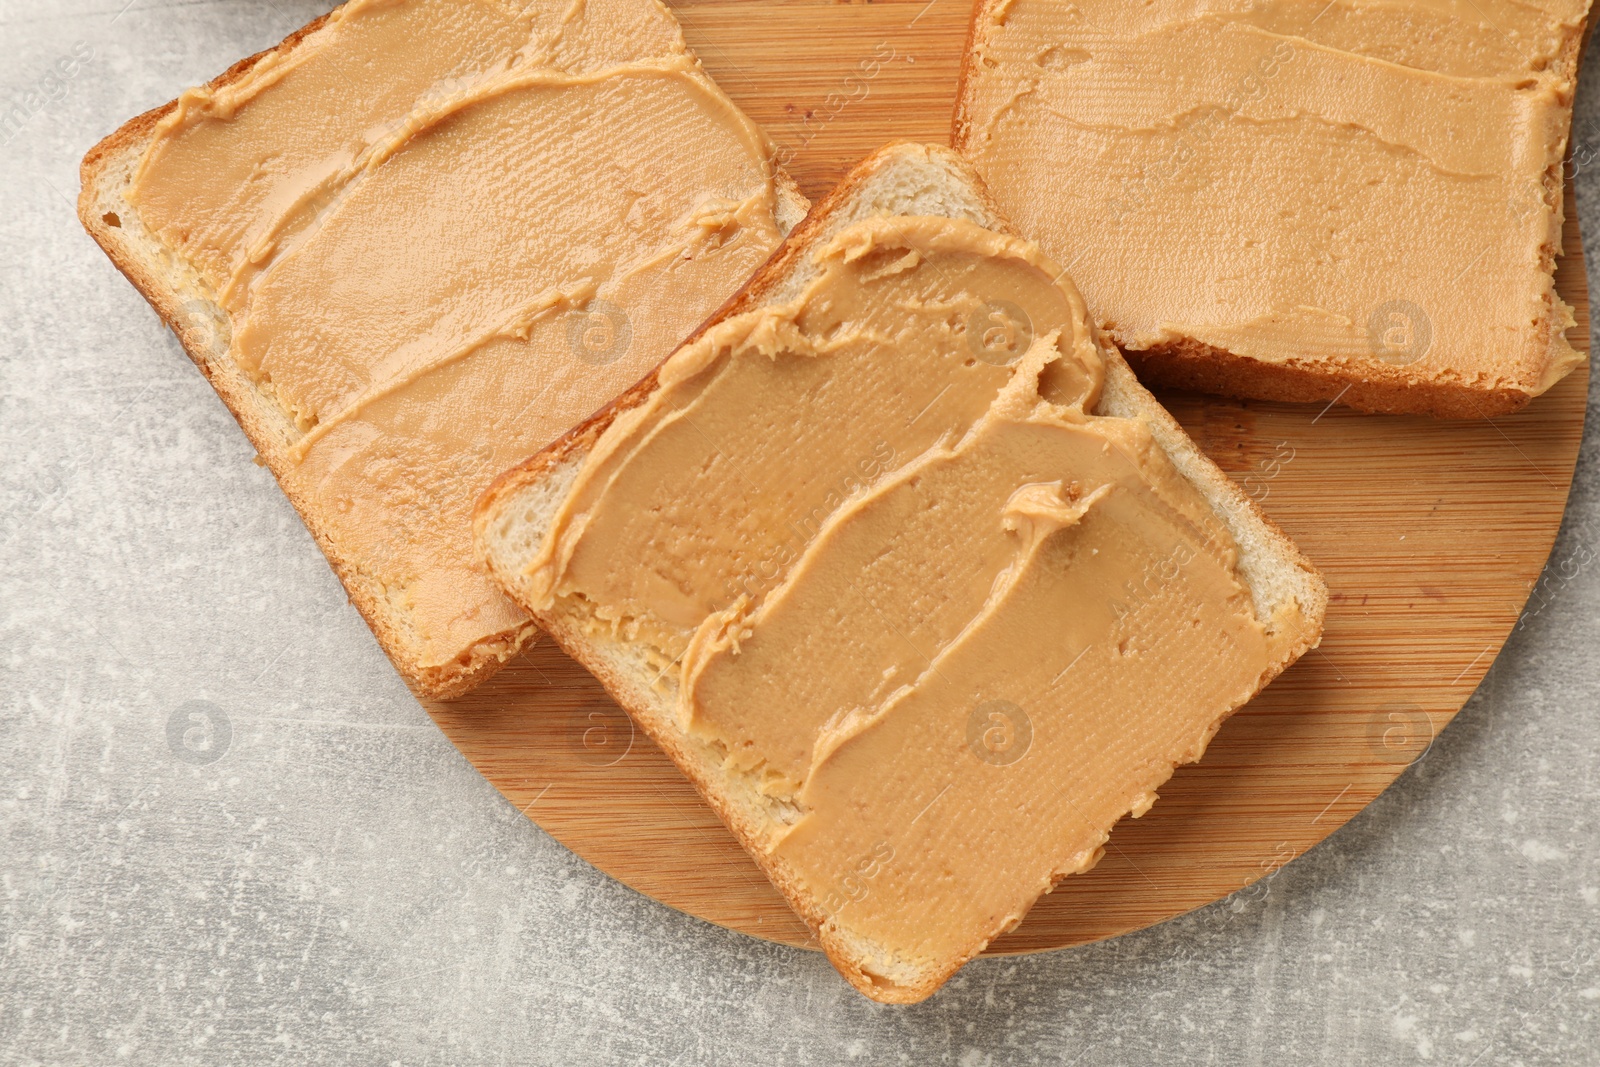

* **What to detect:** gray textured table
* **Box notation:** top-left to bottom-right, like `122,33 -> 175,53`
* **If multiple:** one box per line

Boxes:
4,3 -> 1598,1064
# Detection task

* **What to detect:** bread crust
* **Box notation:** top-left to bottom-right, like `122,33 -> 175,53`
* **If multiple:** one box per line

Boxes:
475,142 -> 1328,1002
949,0 -> 1592,419
78,2 -> 806,699
476,141 -> 962,512
1123,340 -> 1535,419
77,8 -> 546,699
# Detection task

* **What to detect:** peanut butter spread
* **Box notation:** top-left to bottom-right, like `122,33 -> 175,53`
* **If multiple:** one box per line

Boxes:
526,216 -> 1300,965
126,0 -> 788,671
959,0 -> 1588,396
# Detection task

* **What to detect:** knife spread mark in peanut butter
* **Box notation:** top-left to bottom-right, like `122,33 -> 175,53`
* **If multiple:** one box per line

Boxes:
126,0 -> 789,676
958,0 -> 1588,400
524,217 -> 1080,655
527,215 -> 1296,975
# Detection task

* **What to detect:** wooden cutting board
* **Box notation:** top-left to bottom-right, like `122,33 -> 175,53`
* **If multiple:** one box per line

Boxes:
424,0 -> 1592,954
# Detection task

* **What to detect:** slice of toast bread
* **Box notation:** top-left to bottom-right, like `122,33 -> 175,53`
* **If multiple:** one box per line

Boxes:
78,0 -> 808,699
475,142 -> 1328,1001
952,0 -> 1592,418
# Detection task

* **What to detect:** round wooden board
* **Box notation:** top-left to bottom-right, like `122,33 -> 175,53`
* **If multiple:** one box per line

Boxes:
423,0 -> 1592,954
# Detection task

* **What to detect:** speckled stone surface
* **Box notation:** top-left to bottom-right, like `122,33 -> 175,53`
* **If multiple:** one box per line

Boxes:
3,3 -> 1599,1064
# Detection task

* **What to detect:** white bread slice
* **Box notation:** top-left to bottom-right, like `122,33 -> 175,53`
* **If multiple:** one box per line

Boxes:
475,142 -> 1327,1001
952,0 -> 1591,418
77,0 -> 808,699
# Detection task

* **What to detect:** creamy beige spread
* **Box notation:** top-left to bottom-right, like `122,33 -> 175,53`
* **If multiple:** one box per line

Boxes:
126,0 -> 788,671
525,215 -> 1300,972
960,0 -> 1588,394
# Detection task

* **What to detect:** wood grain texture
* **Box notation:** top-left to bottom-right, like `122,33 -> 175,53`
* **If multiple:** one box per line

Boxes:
423,0 -> 1591,954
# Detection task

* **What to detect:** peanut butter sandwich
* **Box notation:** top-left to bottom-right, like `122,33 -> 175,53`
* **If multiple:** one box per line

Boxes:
476,143 -> 1327,1002
956,0 -> 1591,416
79,0 -> 808,696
